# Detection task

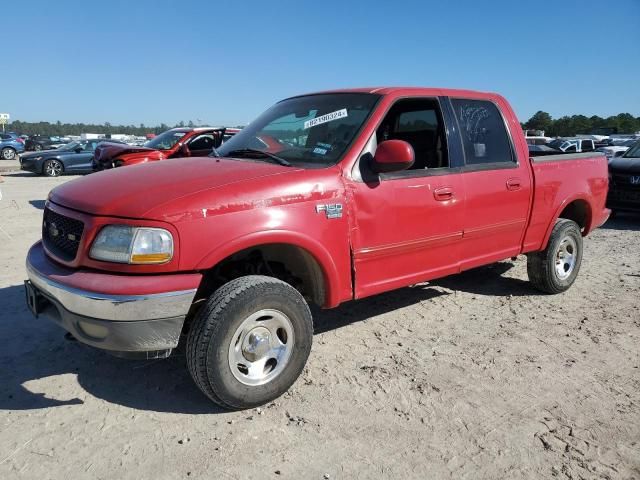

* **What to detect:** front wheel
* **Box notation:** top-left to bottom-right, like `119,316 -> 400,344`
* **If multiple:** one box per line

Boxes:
527,219 -> 583,294
1,148 -> 16,160
43,159 -> 63,177
186,275 -> 313,410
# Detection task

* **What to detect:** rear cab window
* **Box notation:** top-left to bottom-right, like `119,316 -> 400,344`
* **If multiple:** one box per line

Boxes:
450,98 -> 515,168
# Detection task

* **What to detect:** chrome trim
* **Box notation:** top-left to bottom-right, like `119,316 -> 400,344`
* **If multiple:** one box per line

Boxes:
26,260 -> 196,322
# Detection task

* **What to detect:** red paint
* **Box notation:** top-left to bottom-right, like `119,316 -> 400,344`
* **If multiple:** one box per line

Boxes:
36,87 -> 609,309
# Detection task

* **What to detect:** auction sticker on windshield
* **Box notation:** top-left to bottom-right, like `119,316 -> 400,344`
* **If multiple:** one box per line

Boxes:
304,109 -> 348,129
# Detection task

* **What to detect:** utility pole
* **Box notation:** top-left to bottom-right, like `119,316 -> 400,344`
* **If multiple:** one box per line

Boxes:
0,113 -> 9,133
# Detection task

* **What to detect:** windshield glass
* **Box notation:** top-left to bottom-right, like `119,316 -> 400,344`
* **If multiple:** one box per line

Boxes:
58,141 -> 81,151
623,141 -> 640,158
144,130 -> 186,150
216,93 -> 380,167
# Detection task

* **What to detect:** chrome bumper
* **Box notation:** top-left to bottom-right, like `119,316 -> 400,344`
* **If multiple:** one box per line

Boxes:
25,247 -> 198,354
26,261 -> 196,322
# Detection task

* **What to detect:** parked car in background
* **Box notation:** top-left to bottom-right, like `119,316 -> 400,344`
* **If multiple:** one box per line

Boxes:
524,130 -> 552,145
607,140 -> 640,213
25,136 -> 69,151
93,127 -> 240,170
596,139 -> 635,161
24,87 -> 609,409
528,144 -> 559,156
20,139 -> 125,176
0,132 -> 25,159
547,138 -> 595,153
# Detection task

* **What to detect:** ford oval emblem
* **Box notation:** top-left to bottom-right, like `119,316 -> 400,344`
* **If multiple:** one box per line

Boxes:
49,222 -> 60,238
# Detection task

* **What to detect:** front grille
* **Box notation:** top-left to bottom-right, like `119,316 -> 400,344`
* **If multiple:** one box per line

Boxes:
42,208 -> 84,261
611,173 -> 640,191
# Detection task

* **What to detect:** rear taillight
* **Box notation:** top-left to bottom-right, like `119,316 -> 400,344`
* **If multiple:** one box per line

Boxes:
17,138 -> 24,143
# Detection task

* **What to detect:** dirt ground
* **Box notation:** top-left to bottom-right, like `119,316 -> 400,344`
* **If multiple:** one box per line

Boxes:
0,171 -> 638,480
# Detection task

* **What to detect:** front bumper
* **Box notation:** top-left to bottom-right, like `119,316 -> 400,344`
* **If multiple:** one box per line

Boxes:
607,190 -> 640,212
25,242 -> 200,356
19,157 -> 42,173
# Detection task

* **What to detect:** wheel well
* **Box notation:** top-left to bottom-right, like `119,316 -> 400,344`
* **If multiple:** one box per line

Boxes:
558,199 -> 590,232
191,244 -> 326,314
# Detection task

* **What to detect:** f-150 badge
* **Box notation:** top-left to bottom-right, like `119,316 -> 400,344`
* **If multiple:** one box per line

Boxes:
316,203 -> 343,219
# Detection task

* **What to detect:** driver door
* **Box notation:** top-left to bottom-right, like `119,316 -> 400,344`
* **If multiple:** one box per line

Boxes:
66,141 -> 95,173
348,97 -> 465,298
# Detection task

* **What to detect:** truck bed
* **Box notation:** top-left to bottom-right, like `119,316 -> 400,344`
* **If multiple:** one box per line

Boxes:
522,152 -> 609,253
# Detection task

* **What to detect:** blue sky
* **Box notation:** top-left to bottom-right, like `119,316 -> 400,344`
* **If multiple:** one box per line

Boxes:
3,0 -> 639,126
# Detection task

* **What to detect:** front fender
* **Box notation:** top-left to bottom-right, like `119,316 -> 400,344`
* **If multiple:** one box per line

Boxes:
195,230 -> 345,308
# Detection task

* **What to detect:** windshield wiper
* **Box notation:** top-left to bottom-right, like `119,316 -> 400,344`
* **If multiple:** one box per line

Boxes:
226,148 -> 292,167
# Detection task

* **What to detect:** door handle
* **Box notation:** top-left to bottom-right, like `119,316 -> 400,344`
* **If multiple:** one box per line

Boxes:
506,178 -> 522,191
434,187 -> 454,201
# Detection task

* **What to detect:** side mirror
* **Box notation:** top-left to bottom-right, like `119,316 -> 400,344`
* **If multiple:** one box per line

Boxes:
74,146 -> 83,153
180,143 -> 191,156
371,140 -> 414,173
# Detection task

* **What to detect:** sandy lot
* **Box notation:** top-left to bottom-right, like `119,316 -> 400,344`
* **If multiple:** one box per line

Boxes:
0,171 -> 638,479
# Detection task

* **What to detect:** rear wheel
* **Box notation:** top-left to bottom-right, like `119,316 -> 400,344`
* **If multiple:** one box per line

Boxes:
44,159 -> 63,177
527,219 -> 583,294
1,148 -> 16,160
186,275 -> 313,410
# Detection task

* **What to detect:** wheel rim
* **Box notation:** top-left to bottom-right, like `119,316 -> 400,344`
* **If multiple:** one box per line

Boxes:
2,149 -> 14,159
228,309 -> 295,386
554,236 -> 577,280
46,161 -> 62,176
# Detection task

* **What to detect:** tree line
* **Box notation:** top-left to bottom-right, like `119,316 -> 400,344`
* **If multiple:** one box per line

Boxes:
5,120 -> 244,137
523,111 -> 640,137
6,112 -> 640,138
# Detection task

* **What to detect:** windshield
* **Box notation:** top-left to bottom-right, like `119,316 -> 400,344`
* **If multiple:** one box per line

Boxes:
144,130 -> 186,150
547,139 -> 563,150
216,93 -> 380,167
58,141 -> 81,151
623,140 -> 640,158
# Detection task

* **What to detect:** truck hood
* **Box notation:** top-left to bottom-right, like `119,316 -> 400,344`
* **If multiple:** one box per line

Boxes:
94,142 -> 158,163
49,157 -> 302,219
609,157 -> 640,174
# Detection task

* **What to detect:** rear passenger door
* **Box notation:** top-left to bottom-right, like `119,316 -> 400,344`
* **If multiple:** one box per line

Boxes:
448,97 -> 531,270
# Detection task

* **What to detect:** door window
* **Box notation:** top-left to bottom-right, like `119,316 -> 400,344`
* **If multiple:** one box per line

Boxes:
188,134 -> 215,151
450,99 -> 514,166
375,98 -> 449,172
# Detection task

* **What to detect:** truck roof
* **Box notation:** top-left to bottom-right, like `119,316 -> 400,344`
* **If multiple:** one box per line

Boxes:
168,127 -> 241,133
287,86 -> 500,98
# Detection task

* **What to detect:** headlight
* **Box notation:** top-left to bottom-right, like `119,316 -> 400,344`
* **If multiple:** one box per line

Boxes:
90,225 -> 173,264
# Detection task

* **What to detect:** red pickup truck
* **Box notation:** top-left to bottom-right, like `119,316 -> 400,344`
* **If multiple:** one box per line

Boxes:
25,87 -> 609,409
92,127 -> 240,169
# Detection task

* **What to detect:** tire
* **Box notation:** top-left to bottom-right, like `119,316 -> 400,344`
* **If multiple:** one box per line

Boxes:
1,148 -> 16,160
186,275 -> 313,410
527,219 -> 583,294
43,159 -> 63,177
